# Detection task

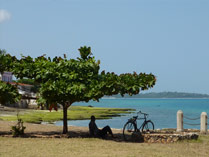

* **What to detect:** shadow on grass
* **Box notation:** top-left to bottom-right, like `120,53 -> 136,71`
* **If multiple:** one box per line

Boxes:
0,130 -> 129,143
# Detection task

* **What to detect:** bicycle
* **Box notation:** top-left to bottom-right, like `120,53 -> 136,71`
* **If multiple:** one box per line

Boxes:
123,111 -> 154,141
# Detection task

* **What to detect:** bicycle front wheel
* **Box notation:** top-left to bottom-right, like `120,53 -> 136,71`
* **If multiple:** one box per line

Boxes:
142,120 -> 154,133
123,121 -> 137,141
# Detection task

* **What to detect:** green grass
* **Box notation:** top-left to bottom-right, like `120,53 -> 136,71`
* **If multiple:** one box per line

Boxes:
1,135 -> 209,157
179,134 -> 209,144
0,106 -> 134,124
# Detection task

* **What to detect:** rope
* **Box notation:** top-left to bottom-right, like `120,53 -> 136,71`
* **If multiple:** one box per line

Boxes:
183,115 -> 200,120
183,122 -> 200,126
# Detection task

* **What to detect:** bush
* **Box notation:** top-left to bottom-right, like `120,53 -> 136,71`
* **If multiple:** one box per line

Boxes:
11,114 -> 26,137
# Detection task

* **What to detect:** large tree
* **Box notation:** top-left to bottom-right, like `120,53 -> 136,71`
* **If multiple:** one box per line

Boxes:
7,46 -> 156,134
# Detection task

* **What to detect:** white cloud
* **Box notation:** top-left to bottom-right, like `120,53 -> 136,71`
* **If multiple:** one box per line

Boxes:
0,9 -> 11,23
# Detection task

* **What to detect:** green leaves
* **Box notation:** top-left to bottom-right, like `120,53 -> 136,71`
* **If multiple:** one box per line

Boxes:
1,46 -> 156,106
0,50 -> 17,73
0,81 -> 21,105
0,50 -> 21,105
97,71 -> 156,97
78,46 -> 92,60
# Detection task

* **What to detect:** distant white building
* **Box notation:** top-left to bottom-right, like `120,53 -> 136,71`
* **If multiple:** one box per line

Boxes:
0,72 -> 37,108
0,71 -> 13,82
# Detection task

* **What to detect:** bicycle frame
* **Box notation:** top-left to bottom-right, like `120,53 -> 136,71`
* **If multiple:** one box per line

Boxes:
123,110 -> 154,141
128,111 -> 149,131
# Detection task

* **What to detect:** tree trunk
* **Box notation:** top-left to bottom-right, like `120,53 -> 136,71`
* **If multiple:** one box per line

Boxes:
63,105 -> 68,134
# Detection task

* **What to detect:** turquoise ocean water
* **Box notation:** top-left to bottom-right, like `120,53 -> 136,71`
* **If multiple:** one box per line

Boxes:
55,98 -> 209,129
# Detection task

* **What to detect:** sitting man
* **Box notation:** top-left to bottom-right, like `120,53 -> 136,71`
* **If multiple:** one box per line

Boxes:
89,115 -> 114,138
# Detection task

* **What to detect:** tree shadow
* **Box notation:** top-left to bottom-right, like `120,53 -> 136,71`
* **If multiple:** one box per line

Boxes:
0,130 -> 128,142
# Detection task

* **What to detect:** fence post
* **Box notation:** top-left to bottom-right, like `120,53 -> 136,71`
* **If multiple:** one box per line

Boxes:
200,112 -> 207,133
177,110 -> 183,132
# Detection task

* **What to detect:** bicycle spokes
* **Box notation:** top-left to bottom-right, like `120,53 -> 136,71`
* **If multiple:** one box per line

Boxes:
123,122 -> 136,141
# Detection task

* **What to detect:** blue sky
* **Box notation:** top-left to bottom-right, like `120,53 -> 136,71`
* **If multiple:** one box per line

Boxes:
0,0 -> 209,94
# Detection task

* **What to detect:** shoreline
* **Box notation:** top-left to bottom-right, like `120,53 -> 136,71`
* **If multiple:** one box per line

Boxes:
0,105 -> 134,124
102,97 -> 209,100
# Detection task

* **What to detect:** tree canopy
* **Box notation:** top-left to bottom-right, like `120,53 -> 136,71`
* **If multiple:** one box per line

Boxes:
2,46 -> 156,133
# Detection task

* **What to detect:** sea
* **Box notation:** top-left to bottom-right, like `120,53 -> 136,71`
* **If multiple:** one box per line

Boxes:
55,98 -> 209,130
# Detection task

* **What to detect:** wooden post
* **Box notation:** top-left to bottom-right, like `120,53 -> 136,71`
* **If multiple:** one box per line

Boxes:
177,110 -> 183,132
200,112 -> 207,134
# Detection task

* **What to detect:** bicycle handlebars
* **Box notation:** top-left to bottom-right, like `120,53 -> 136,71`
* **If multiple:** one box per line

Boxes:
137,111 -> 148,116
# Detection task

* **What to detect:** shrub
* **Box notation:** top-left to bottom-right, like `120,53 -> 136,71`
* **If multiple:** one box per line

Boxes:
11,114 -> 26,137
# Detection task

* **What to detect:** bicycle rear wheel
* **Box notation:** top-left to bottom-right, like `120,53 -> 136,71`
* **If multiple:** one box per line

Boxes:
123,121 -> 137,141
142,120 -> 154,133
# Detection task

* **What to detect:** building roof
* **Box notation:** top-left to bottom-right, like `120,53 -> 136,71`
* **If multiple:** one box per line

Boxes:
9,82 -> 33,87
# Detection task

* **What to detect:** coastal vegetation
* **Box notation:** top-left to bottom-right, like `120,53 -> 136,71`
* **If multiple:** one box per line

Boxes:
0,47 -> 156,134
0,106 -> 134,124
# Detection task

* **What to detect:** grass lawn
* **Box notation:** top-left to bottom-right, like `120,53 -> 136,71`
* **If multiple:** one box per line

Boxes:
0,106 -> 134,124
0,135 -> 209,157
